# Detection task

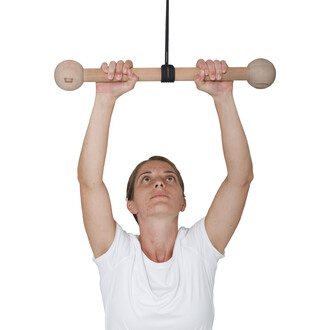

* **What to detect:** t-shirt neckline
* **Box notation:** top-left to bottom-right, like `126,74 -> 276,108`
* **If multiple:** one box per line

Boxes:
134,234 -> 178,269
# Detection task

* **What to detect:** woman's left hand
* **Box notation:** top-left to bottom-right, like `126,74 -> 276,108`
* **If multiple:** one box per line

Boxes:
194,59 -> 233,97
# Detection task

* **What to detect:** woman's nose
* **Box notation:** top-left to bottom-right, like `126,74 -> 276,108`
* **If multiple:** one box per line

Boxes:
154,180 -> 164,188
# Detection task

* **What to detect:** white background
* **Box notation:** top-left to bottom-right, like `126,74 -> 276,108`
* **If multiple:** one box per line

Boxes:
1,0 -> 329,329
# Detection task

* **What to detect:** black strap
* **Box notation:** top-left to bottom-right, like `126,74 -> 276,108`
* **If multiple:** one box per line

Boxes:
161,0 -> 175,83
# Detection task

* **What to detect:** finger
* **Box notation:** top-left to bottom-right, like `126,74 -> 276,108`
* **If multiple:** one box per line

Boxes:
221,60 -> 228,74
214,60 -> 222,80
123,60 -> 133,74
196,59 -> 208,75
101,62 -> 108,73
206,59 -> 216,80
108,61 -> 116,80
115,60 -> 124,80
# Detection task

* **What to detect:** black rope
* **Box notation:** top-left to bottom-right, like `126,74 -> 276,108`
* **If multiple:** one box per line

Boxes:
165,0 -> 169,65
161,0 -> 175,83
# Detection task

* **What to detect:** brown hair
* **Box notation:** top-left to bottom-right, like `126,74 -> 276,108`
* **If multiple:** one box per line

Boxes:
126,156 -> 185,224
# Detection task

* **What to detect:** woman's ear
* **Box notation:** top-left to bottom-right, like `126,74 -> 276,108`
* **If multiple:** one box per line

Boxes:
181,198 -> 187,212
127,200 -> 137,214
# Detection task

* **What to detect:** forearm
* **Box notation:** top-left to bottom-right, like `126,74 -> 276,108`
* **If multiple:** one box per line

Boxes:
213,92 -> 253,183
77,93 -> 117,184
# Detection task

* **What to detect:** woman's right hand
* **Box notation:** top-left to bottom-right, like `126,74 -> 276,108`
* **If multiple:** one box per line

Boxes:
96,60 -> 138,99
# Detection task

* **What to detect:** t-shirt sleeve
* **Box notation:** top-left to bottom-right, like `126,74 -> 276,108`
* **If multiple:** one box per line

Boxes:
92,221 -> 132,272
183,217 -> 225,267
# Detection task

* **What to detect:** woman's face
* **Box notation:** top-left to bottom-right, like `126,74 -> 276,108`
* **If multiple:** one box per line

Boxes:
127,160 -> 186,220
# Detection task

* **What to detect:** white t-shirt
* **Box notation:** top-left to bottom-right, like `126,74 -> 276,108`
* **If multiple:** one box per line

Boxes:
93,217 -> 225,330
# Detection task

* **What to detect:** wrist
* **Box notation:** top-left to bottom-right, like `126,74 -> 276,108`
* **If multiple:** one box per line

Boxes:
213,91 -> 234,105
95,92 -> 118,107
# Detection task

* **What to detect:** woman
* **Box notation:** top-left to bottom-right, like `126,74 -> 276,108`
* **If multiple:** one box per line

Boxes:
78,59 -> 253,329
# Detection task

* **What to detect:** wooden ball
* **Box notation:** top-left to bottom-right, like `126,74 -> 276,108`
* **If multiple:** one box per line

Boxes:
54,60 -> 84,91
247,59 -> 276,89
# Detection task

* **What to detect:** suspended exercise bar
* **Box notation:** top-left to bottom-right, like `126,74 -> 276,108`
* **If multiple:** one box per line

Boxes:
54,58 -> 276,91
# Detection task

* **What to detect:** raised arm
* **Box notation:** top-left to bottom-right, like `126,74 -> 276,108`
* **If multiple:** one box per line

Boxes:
77,60 -> 138,258
195,59 -> 254,255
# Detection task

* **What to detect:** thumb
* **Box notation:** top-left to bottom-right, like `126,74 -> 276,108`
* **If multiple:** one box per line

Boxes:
194,69 -> 205,87
124,69 -> 138,90
127,68 -> 138,82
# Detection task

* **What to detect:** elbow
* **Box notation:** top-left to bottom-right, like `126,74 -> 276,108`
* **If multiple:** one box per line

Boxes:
77,172 -> 83,183
244,168 -> 254,184
77,159 -> 83,182
227,159 -> 254,185
245,162 -> 254,183
77,168 -> 94,185
77,166 -> 83,183
227,171 -> 254,186
247,171 -> 254,183
77,172 -> 99,185
77,159 -> 103,184
77,169 -> 103,186
77,164 -> 92,183
241,173 -> 254,186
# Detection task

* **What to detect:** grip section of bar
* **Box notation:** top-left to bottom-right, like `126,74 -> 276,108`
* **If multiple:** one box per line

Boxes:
84,68 -> 161,82
83,67 -> 248,82
175,67 -> 248,81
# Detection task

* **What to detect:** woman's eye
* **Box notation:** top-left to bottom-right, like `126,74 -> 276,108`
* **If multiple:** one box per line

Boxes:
142,177 -> 150,182
167,176 -> 175,182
